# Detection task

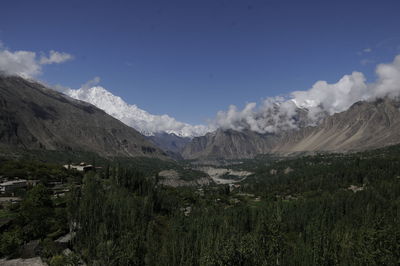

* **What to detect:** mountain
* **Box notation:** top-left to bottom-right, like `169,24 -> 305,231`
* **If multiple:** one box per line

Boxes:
0,75 -> 167,158
66,86 -> 211,138
147,132 -> 190,159
274,98 -> 400,152
182,98 -> 400,159
182,129 -> 279,159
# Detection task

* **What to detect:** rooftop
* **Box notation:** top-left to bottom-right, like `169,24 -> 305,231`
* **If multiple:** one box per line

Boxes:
0,179 -> 27,186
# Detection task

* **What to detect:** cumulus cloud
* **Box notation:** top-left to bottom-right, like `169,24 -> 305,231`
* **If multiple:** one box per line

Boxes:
65,79 -> 213,137
373,55 -> 400,98
291,71 -> 369,117
213,54 -> 400,134
213,98 -> 300,133
39,50 -> 73,65
0,50 -> 41,78
0,43 -> 73,78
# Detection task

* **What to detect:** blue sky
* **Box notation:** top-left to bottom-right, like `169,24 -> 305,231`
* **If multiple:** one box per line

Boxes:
1,0 -> 400,124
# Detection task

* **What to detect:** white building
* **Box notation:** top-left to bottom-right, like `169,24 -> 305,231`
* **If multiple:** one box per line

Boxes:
63,162 -> 94,172
0,179 -> 27,193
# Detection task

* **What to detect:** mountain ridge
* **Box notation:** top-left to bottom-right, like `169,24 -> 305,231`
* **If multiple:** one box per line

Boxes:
182,98 -> 400,159
0,75 -> 168,159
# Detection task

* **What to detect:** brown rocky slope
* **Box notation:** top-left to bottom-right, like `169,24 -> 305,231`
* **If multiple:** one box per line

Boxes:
0,75 -> 167,158
182,98 -> 400,159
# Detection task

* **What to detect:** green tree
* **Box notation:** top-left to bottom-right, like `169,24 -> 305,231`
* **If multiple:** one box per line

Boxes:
18,184 -> 54,239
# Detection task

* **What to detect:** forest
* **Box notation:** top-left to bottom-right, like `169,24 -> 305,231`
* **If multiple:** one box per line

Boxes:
0,145 -> 399,265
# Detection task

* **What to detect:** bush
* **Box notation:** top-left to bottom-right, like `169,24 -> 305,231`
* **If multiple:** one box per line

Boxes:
49,255 -> 68,266
0,229 -> 23,257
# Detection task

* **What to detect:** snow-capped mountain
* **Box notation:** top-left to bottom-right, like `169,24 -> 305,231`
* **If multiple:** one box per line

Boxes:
65,86 -> 212,138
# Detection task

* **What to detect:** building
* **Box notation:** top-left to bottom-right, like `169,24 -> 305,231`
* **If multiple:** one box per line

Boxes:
0,179 -> 27,194
63,162 -> 94,172
0,197 -> 22,206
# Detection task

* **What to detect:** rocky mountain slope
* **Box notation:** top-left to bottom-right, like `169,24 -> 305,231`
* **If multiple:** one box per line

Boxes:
275,98 -> 400,152
147,132 -> 190,159
0,75 -> 167,158
182,129 -> 279,159
182,98 -> 400,159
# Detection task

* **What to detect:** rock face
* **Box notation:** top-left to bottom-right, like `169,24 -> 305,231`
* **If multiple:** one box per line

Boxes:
183,98 -> 400,159
0,75 -> 167,158
182,129 -> 279,159
274,98 -> 400,153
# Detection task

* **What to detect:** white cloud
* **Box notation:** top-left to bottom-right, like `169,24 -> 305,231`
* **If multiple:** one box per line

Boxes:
372,55 -> 400,99
81,76 -> 101,89
39,50 -> 73,65
0,43 -> 73,78
214,54 -> 400,134
0,50 -> 41,78
212,97 -> 302,134
291,71 -> 369,115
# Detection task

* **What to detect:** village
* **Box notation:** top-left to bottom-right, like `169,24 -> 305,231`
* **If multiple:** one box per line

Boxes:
0,162 -> 94,233
0,162 -> 93,199
0,161 -> 96,265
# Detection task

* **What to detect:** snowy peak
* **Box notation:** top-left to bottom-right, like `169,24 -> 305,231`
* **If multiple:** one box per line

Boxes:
65,86 -> 212,138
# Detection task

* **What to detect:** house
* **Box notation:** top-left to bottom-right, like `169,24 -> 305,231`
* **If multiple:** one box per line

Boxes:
0,197 -> 22,207
0,179 -> 27,194
63,162 -> 94,172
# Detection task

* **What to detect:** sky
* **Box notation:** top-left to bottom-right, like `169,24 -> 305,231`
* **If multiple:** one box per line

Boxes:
1,0 -> 400,125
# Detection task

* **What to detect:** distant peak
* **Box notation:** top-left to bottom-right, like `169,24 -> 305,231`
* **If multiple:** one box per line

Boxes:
65,85 -> 212,138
